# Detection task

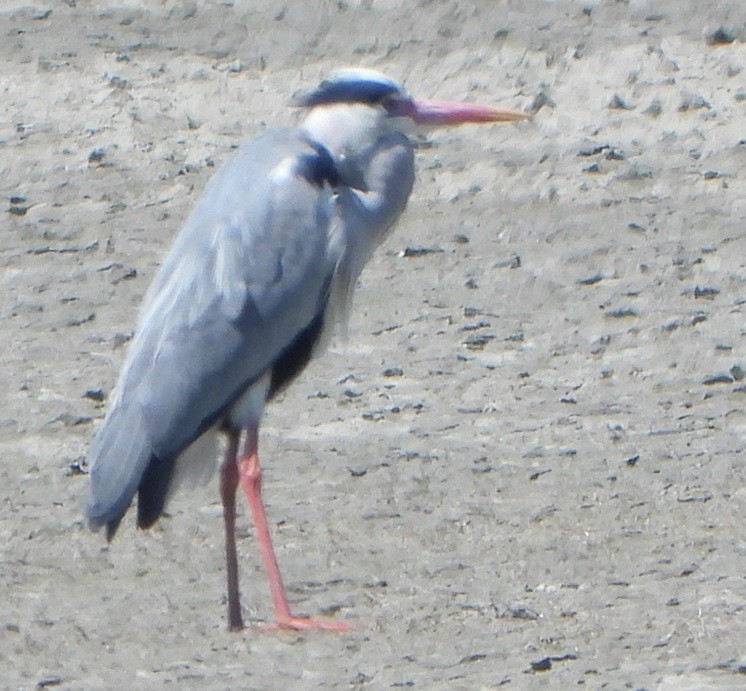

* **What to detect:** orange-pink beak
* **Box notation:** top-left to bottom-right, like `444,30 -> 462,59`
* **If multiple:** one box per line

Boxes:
389,97 -> 528,125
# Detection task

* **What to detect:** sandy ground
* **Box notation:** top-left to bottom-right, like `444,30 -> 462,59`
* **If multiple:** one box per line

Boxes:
1,0 -> 745,688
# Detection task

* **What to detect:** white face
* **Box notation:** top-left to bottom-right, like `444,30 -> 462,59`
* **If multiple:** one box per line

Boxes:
301,102 -> 389,158
301,102 -> 400,189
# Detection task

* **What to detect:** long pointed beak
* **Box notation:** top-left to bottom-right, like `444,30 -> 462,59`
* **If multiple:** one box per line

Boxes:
394,97 -> 528,125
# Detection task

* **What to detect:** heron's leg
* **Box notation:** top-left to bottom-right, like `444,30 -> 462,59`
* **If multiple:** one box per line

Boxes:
220,430 -> 244,631
237,424 -> 292,621
238,425 -> 352,632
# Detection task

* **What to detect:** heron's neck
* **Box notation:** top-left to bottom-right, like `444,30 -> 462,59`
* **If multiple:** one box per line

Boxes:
301,103 -> 389,189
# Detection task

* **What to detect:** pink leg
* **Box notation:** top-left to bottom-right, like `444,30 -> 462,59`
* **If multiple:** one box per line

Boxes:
238,425 -> 352,631
220,430 -> 244,631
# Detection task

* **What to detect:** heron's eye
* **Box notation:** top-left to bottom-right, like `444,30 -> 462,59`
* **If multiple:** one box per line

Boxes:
381,96 -> 410,118
380,95 -> 395,111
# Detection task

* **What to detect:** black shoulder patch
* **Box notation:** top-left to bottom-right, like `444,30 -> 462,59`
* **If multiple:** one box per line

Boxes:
295,140 -> 339,190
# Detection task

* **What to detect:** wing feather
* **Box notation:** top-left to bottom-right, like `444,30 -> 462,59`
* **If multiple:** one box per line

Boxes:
87,128 -> 339,530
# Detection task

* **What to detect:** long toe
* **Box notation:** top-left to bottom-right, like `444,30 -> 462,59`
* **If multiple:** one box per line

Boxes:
261,616 -> 356,633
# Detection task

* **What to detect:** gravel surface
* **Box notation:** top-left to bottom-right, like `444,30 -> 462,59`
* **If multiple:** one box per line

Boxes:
1,1 -> 744,688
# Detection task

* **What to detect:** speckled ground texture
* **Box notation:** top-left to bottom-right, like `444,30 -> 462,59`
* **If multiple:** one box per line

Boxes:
1,1 -> 745,688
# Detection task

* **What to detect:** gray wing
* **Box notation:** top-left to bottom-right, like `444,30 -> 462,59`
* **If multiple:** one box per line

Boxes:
87,128 -> 340,532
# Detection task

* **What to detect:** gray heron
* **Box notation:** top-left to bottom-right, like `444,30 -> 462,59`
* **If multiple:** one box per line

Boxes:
86,68 -> 527,631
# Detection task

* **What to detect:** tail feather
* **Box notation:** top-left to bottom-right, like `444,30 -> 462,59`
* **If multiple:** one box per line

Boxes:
86,403 -> 158,536
136,454 -> 177,529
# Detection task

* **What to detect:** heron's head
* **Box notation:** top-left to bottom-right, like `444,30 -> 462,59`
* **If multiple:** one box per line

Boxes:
295,68 -> 527,126
296,68 -> 527,186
